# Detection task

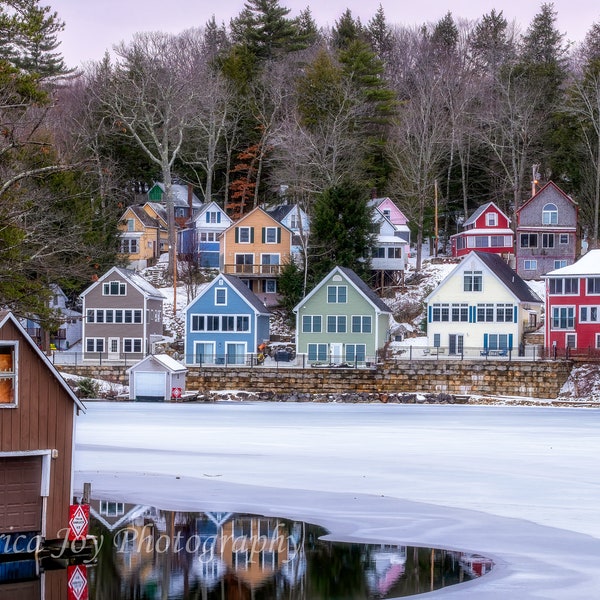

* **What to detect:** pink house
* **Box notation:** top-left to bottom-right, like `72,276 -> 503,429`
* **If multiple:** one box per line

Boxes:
450,202 -> 514,258
544,249 -> 600,351
368,197 -> 411,249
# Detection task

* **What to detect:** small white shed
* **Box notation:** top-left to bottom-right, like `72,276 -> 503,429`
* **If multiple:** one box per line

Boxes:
127,354 -> 188,402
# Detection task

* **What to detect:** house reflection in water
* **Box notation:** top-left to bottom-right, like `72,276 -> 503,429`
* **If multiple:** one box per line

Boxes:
87,502 -> 491,599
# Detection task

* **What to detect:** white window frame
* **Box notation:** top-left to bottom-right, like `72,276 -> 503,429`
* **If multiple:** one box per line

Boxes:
238,227 -> 251,243
102,280 -> 126,295
215,286 -> 227,305
86,338 -> 105,352
0,342 -> 18,408
486,212 -> 497,226
524,259 -> 537,270
123,338 -> 142,353
264,227 -> 278,244
302,315 -> 322,333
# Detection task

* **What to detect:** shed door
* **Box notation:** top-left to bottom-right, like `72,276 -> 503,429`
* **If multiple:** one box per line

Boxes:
135,372 -> 167,399
0,455 -> 42,534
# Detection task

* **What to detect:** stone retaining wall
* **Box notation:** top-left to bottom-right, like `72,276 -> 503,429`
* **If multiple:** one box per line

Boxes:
63,359 -> 573,400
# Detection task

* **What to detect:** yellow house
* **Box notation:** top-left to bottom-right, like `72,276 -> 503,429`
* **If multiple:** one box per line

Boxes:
118,204 -> 169,269
220,207 -> 292,306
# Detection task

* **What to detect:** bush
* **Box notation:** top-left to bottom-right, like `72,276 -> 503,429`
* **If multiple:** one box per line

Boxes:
77,377 -> 101,399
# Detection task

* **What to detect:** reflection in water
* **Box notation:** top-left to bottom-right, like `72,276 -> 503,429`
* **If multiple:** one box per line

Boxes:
87,500 -> 493,599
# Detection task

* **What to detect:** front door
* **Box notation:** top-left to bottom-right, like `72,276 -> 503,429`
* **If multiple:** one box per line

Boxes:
449,334 -> 464,355
108,337 -> 120,360
329,343 -> 344,364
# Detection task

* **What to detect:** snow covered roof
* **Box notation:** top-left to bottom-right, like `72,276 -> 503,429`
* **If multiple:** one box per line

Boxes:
81,266 -> 166,301
544,249 -> 600,277
126,353 -> 187,374
463,202 -> 510,226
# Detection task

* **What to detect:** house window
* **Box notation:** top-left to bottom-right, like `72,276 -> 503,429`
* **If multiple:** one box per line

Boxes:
596,333 -> 600,349
0,343 -> 17,406
100,501 -> 125,517
262,279 -> 277,293
103,281 -> 126,295
373,247 -> 385,258
486,213 -> 497,226
120,239 -> 138,253
559,234 -> 569,244
554,260 -> 567,269
542,203 -> 558,225
520,233 -> 538,248
235,254 -> 254,274
263,227 -> 280,244
290,213 -> 300,229
431,303 -> 450,322
433,334 -> 441,348
221,316 -> 235,331
206,211 -> 220,224
115,310 -> 123,324
551,306 -> 575,329
488,334 -> 509,351
215,287 -> 227,305
346,344 -> 366,362
327,285 -> 347,303
236,227 -> 253,243
327,315 -> 347,333
580,306 -> 600,322
382,209 -> 391,218
105,310 -> 114,323
191,315 -> 204,331
496,303 -> 514,322
542,233 -> 555,248
302,315 -> 322,333
475,236 -> 489,248
86,309 -> 95,323
237,316 -> 250,331
206,316 -> 219,331
524,260 -> 537,270
351,316 -> 372,333
464,271 -> 483,292
308,344 -> 328,362
566,334 -> 577,348
451,304 -> 469,322
387,247 -> 402,259
587,278 -> 600,294
127,219 -> 135,232
490,235 -> 510,247
261,254 -> 280,274
86,338 -> 104,352
123,339 -> 142,353
550,278 -> 579,295
477,303 -> 495,322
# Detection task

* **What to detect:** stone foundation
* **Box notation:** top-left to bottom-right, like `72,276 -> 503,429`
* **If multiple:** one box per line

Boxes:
63,359 -> 573,400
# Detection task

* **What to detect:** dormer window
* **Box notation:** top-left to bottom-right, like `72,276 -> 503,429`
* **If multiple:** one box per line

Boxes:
542,203 -> 558,225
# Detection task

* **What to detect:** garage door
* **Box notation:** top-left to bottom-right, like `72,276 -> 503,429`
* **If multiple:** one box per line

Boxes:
135,371 -> 166,401
0,456 -> 42,534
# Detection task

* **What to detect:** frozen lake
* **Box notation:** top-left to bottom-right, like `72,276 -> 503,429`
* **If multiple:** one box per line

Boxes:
74,402 -> 600,599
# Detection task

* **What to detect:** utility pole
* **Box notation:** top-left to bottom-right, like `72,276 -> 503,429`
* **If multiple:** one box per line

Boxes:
434,179 -> 439,258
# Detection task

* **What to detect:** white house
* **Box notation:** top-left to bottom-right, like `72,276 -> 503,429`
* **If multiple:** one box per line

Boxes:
425,251 -> 543,356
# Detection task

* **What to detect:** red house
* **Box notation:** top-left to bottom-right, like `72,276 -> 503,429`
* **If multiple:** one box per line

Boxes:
450,202 -> 514,258
544,249 -> 600,350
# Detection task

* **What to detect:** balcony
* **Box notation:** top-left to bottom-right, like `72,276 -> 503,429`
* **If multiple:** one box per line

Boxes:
223,264 -> 283,277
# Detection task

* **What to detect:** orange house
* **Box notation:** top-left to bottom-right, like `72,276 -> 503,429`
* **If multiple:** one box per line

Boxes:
220,207 -> 292,306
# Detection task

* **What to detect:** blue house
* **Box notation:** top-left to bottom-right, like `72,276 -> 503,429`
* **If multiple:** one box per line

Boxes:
184,274 -> 271,365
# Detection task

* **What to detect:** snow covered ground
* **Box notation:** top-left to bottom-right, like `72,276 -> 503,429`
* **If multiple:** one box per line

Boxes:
74,401 -> 600,599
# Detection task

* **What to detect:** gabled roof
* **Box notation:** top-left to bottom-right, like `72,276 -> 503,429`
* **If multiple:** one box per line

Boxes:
224,206 -> 292,233
192,201 -> 233,225
80,266 -> 166,300
475,252 -> 542,303
294,266 -> 392,314
126,353 -> 187,374
185,273 -> 271,316
123,205 -> 162,228
148,182 -> 203,208
266,204 -> 298,223
429,251 -> 541,304
517,181 -> 577,214
142,202 -> 168,225
0,311 -> 85,411
544,249 -> 600,277
463,202 -> 510,227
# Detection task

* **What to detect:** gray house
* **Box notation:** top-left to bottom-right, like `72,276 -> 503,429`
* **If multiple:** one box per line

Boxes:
80,267 -> 165,360
516,182 -> 578,280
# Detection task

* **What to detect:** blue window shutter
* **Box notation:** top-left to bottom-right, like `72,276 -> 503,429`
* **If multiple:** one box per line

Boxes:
206,213 -> 210,223
217,212 -> 221,223
483,333 -> 488,349
235,227 -> 239,243
428,306 -> 432,323
469,306 -> 474,323
513,306 -> 518,323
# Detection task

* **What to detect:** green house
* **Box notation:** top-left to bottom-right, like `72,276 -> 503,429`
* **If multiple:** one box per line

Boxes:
294,266 -> 393,366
